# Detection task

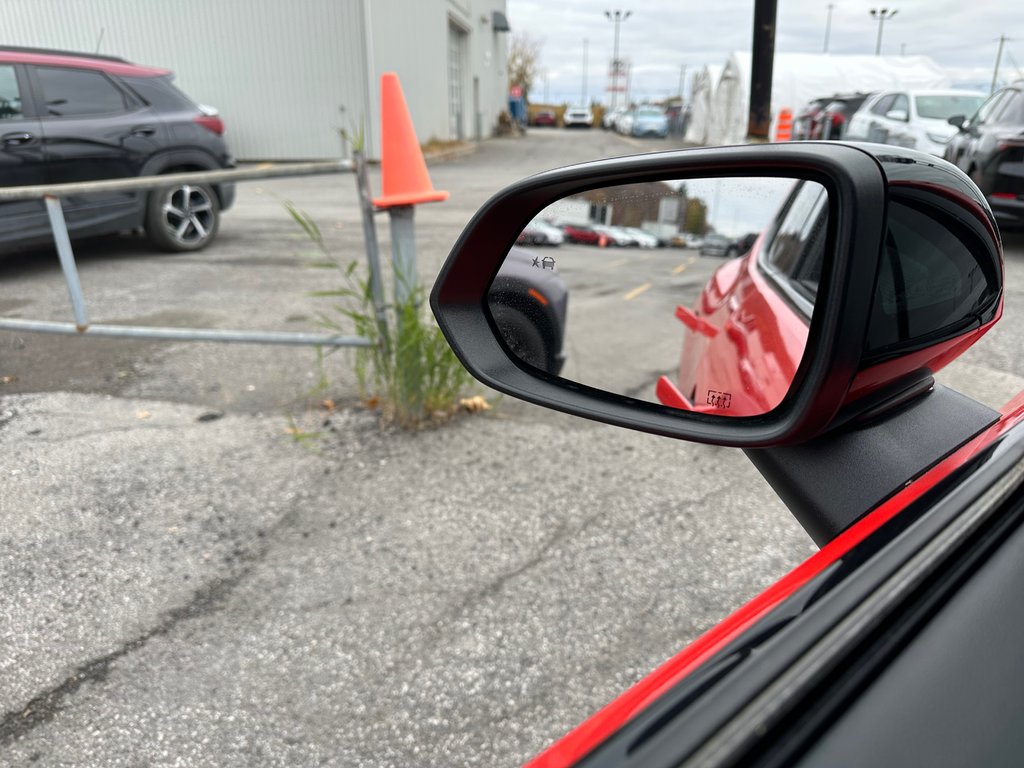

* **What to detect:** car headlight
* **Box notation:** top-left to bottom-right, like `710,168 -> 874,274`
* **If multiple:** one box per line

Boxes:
926,131 -> 952,144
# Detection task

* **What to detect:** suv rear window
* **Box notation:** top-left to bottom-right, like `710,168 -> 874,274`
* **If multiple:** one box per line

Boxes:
35,66 -> 127,117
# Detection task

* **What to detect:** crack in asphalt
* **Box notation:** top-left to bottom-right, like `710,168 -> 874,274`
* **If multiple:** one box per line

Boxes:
24,423 -> 190,444
0,561 -> 258,748
0,504 -> 298,747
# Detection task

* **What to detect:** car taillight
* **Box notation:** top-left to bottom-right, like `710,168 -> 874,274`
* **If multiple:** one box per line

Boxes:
194,114 -> 225,136
991,192 -> 1019,200
996,133 -> 1024,152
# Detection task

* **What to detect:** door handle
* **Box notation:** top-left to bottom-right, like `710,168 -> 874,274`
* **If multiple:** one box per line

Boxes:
130,125 -> 156,137
2,132 -> 34,146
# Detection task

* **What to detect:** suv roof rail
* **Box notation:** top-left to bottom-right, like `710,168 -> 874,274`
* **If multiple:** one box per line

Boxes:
0,45 -> 129,64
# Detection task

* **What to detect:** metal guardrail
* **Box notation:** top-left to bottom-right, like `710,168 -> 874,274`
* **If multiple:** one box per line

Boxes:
0,159 -> 382,348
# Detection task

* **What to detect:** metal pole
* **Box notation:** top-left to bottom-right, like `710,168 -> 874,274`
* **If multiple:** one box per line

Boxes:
388,206 -> 417,306
871,8 -> 897,56
353,150 -> 390,349
0,318 -> 372,346
582,38 -> 588,105
992,35 -> 1007,93
44,196 -> 89,330
612,18 -> 620,111
747,0 -> 778,142
606,10 -> 630,112
824,3 -> 834,53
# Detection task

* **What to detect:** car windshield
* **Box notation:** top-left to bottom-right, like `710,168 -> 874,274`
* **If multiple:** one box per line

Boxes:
915,94 -> 985,119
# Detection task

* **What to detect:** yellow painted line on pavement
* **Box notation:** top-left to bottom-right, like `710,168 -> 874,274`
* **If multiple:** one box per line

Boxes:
603,258 -> 630,270
672,263 -> 687,275
624,282 -> 652,301
619,135 -> 644,148
687,254 -> 698,265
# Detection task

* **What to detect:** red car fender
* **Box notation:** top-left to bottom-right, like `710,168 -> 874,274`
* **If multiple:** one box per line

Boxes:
526,392 -> 1024,768
672,251 -> 808,416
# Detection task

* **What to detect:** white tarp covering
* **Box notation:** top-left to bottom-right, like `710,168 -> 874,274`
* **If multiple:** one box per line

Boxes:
683,64 -> 724,145
693,52 -> 952,146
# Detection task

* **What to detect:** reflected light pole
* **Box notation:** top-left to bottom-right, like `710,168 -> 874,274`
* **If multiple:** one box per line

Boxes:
824,3 -> 835,53
870,8 -> 898,56
605,9 -> 631,111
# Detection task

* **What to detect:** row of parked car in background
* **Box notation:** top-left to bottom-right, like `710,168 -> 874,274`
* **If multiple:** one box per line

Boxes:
516,217 -> 757,255
602,104 -> 670,138
531,103 -> 672,137
795,81 -> 1024,229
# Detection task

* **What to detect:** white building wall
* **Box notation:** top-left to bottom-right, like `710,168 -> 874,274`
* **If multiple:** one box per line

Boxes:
365,0 -> 509,153
3,0 -> 509,160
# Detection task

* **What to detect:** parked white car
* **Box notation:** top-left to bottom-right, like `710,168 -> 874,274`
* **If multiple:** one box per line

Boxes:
592,224 -> 636,246
622,227 -> 660,248
563,105 -> 594,128
844,89 -> 986,157
615,109 -> 635,135
525,218 -> 565,245
602,107 -> 625,130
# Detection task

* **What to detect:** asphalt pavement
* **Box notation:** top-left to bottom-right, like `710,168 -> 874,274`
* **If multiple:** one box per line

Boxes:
2,128 -> 1024,767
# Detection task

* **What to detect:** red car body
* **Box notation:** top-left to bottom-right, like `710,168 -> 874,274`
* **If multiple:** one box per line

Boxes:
561,224 -> 602,245
657,232 -> 806,416
533,110 -> 558,127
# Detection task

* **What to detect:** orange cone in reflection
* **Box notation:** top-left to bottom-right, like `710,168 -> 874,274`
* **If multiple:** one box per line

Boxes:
373,72 -> 449,208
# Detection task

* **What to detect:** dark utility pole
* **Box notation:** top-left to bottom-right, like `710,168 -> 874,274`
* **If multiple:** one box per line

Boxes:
747,0 -> 777,141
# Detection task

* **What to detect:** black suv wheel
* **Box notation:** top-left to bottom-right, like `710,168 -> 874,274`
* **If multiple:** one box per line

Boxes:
146,182 -> 220,252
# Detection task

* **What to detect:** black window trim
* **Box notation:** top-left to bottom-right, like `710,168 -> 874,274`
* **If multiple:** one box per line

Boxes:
756,181 -> 824,322
871,93 -> 897,117
889,92 -> 910,120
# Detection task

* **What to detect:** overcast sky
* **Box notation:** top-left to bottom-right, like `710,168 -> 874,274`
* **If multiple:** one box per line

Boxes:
506,1 -> 1024,104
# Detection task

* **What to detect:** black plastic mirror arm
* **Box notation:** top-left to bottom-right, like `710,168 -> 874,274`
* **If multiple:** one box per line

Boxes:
432,143 -> 889,448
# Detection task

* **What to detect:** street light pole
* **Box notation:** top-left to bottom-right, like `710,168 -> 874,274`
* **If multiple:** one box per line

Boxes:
870,8 -> 898,56
991,35 -> 1008,93
824,3 -> 835,53
605,9 -> 631,111
582,38 -> 589,106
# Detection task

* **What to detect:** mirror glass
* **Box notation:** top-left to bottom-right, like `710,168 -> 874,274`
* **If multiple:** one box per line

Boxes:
487,176 -> 829,417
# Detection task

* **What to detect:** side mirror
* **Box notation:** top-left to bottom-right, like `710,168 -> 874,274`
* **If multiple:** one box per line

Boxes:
885,109 -> 909,122
947,114 -> 967,130
431,144 -> 1002,448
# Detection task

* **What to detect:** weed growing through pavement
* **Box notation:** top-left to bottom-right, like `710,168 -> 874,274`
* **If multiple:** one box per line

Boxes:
286,204 -> 475,429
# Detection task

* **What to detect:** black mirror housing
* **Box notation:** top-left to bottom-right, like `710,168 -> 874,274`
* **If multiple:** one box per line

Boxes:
431,143 -> 1002,448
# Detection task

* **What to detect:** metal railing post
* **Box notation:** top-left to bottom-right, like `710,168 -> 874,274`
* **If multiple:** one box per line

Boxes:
386,205 -> 417,306
44,195 -> 89,331
353,150 -> 390,349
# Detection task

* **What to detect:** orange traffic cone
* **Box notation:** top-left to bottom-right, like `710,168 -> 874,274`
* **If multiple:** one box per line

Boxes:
774,108 -> 793,142
373,73 -> 449,208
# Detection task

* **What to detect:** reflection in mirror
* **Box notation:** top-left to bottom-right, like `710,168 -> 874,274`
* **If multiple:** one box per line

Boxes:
487,176 -> 829,417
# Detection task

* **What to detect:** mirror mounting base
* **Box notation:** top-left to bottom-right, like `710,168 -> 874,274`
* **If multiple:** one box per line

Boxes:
745,385 -> 999,547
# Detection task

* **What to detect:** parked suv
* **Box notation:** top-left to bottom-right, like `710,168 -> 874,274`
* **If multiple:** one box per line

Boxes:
944,80 -> 1024,230
0,46 -> 235,253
